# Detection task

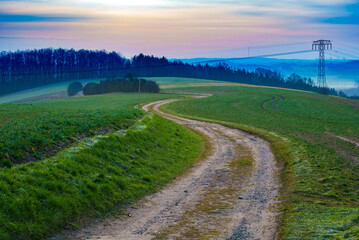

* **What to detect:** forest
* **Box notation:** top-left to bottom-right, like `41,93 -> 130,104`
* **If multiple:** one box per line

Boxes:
0,48 -> 338,96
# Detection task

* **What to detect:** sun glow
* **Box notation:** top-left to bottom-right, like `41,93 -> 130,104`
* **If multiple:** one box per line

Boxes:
70,0 -> 171,8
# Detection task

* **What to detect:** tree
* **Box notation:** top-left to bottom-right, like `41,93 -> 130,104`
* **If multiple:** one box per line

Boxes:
83,83 -> 98,95
318,87 -> 330,95
338,90 -> 348,98
67,81 -> 83,96
0,48 -> 339,96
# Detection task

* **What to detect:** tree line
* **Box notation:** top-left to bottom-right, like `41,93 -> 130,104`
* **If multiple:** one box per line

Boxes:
0,48 -> 339,96
82,77 -> 160,95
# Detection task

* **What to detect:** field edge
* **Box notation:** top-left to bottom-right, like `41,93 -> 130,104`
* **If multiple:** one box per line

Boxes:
0,112 -> 204,240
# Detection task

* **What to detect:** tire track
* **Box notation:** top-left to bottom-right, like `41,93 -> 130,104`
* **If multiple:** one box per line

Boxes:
260,96 -> 276,109
272,95 -> 285,110
260,95 -> 285,111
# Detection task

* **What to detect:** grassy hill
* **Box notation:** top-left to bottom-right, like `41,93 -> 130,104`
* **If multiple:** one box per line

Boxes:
0,77 -> 233,104
0,92 -> 203,239
2,76 -> 358,239
0,80 -> 97,104
163,84 -> 359,239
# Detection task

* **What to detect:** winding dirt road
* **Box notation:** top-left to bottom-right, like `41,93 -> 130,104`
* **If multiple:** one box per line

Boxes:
68,98 -> 281,240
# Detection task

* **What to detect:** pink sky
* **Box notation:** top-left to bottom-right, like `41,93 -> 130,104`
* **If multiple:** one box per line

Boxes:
0,0 -> 358,58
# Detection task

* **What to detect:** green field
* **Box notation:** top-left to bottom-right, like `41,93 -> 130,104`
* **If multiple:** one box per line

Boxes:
0,93 -> 181,167
0,77 -> 233,104
0,92 -> 203,239
145,77 -> 235,88
2,77 -> 359,239
163,84 -> 359,239
0,80 -> 97,104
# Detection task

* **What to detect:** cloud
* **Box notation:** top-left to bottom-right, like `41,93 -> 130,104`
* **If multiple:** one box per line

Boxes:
0,0 -> 358,58
0,13 -> 90,22
0,36 -> 61,40
323,2 -> 359,24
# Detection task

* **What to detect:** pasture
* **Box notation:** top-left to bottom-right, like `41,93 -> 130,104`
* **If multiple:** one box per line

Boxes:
164,84 -> 359,239
0,92 -> 203,239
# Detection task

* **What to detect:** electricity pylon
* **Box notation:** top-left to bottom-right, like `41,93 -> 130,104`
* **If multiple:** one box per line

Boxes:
312,40 -> 332,88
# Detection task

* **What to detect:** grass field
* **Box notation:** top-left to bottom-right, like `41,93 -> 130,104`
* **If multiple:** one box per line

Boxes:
163,84 -> 359,239
0,77 -> 233,104
0,92 -> 203,239
0,92 -> 181,167
2,76 -> 359,239
0,80 -> 103,104
145,77 -> 235,88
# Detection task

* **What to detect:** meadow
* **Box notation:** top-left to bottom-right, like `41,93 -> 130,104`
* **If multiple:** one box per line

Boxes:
163,84 -> 359,239
0,80 -> 103,104
0,93 -> 179,167
145,77 -> 235,88
0,92 -> 203,239
2,77 -> 359,239
0,77 -> 231,104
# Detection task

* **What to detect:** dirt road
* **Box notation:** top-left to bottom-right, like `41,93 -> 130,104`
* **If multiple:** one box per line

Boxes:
69,98 -> 281,240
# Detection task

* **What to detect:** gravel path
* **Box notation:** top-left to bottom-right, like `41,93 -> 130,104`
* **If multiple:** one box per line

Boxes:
64,98 -> 281,240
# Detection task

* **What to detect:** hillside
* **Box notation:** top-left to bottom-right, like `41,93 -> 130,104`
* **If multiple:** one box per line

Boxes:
0,77 -> 229,104
180,58 -> 359,93
0,92 -> 203,239
1,77 -> 358,239
163,83 -> 359,239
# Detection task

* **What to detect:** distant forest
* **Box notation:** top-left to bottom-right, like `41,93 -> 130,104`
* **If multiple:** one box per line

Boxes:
0,48 -> 339,96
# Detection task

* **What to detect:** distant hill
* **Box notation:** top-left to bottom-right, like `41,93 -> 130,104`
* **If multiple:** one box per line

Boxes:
1,49 -> 331,98
176,58 -> 359,95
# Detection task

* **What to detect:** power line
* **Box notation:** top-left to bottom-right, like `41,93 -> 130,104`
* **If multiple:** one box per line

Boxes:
326,51 -> 347,59
0,49 -> 317,78
335,41 -> 359,52
333,48 -> 359,59
192,50 -> 314,64
0,42 -> 356,81
166,41 -> 311,58
248,41 -> 311,50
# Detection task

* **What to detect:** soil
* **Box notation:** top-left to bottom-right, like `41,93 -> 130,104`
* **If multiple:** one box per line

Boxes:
61,97 -> 281,240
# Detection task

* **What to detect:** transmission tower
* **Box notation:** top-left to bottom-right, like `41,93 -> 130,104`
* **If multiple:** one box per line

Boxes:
312,40 -> 332,88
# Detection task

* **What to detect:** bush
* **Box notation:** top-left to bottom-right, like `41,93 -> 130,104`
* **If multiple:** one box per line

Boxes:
67,82 -> 83,96
82,82 -> 98,95
83,78 -> 160,96
317,87 -> 330,95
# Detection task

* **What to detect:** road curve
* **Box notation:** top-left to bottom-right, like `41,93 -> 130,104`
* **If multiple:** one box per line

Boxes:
68,97 -> 281,240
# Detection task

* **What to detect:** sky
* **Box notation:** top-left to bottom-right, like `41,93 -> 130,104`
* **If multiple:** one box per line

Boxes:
0,0 -> 358,59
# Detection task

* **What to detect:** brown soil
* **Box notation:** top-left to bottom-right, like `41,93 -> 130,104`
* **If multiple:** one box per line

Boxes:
62,97 -> 281,240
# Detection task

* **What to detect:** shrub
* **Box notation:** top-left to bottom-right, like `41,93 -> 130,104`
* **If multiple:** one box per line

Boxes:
83,78 -> 160,96
83,82 -> 98,95
67,82 -> 83,97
